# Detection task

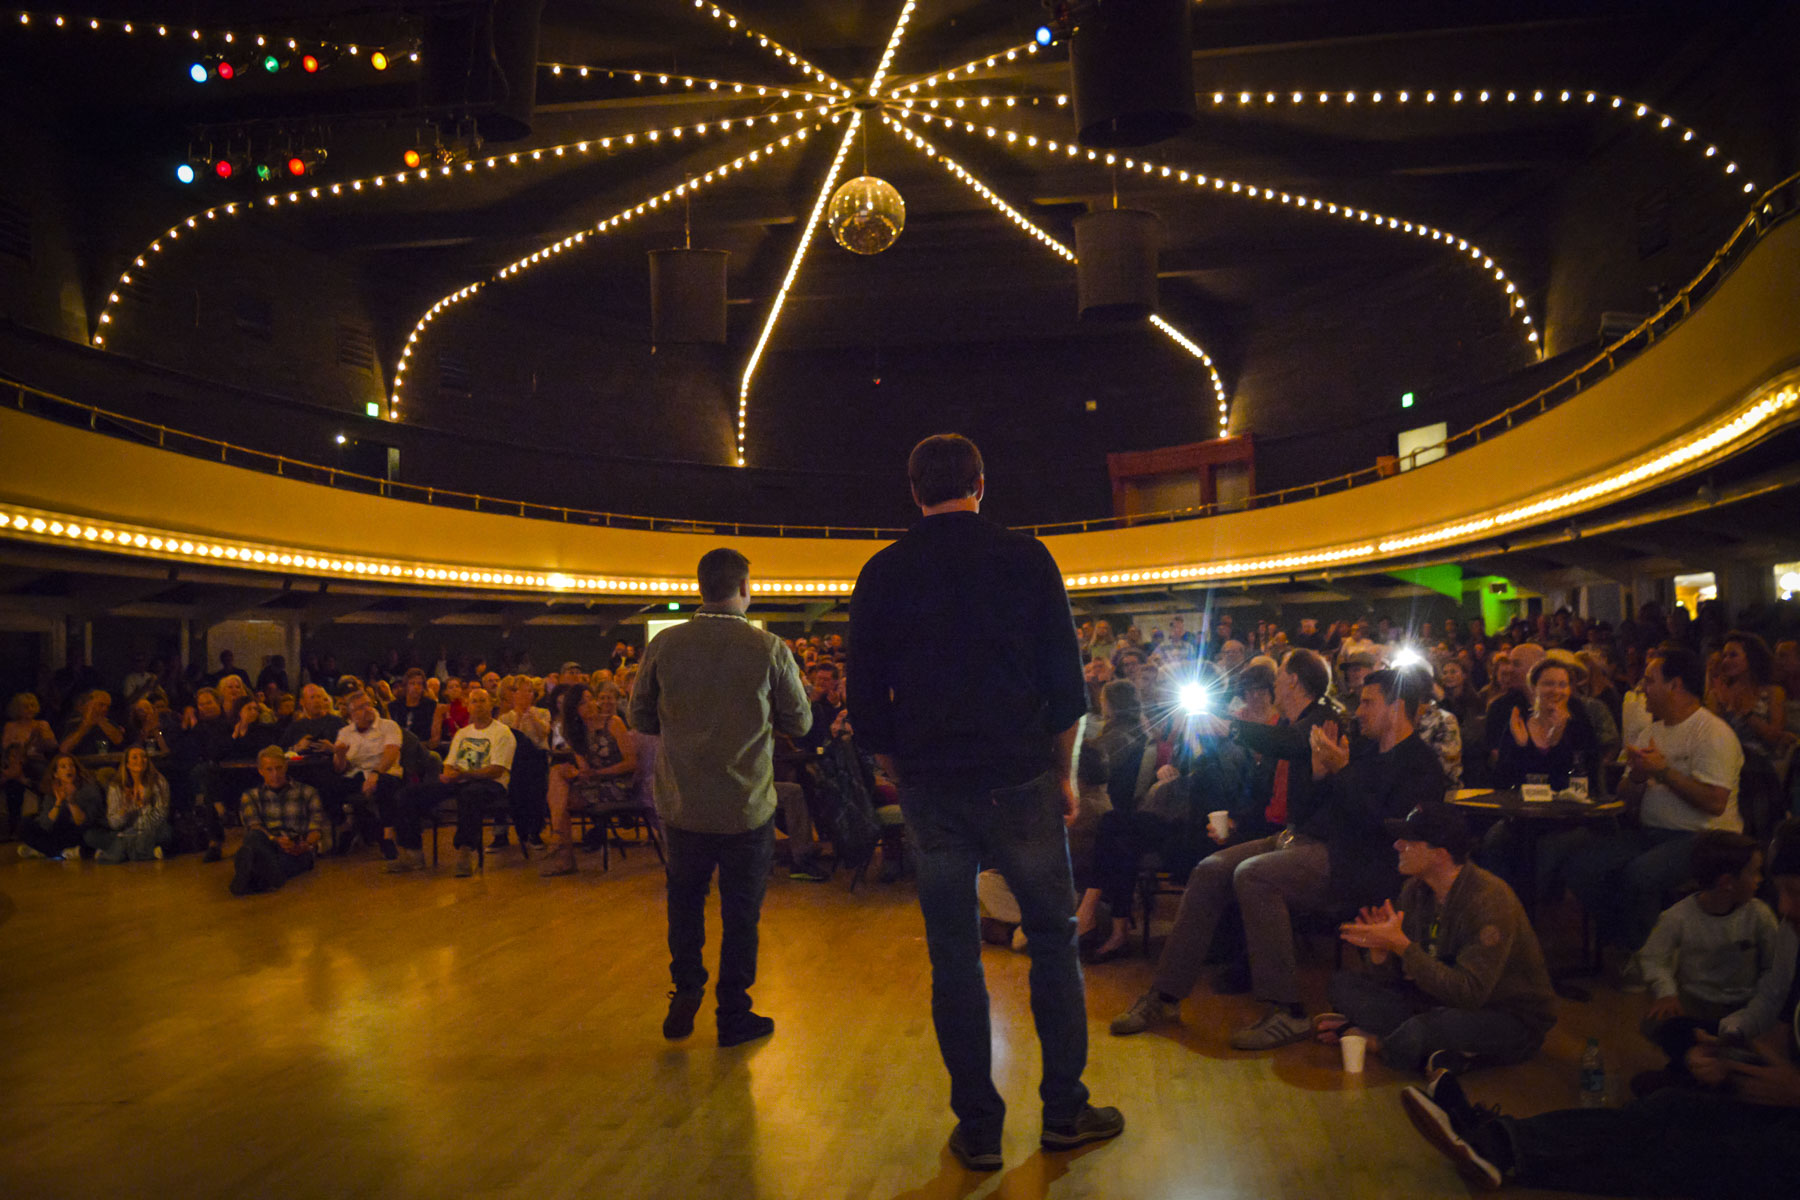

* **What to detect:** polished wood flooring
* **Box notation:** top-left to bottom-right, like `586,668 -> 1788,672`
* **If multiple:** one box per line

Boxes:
1,835 -> 1656,1199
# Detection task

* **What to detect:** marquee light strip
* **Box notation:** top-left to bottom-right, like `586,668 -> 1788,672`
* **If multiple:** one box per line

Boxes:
900,107 -> 1542,356
687,0 -> 848,95
542,62 -> 823,101
735,111 -> 863,466
889,39 -> 1044,96
9,9 -> 379,56
390,123 -> 823,416
1207,87 -> 1755,195
92,106 -> 827,361
1058,382 -> 1799,591
887,117 -> 1230,432
866,0 -> 917,98
0,504 -> 856,597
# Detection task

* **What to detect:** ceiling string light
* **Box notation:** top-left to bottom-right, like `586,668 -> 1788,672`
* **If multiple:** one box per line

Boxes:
885,39 -> 1045,97
687,0 -> 849,96
540,62 -> 823,101
92,106 -> 825,356
865,0 -> 916,98
390,122 -> 824,418
894,106 -> 1542,357
736,111 -> 864,466
1206,87 -> 1754,195
886,116 -> 1230,432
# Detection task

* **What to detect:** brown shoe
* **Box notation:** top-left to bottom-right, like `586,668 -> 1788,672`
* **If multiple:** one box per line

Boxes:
538,845 -> 577,877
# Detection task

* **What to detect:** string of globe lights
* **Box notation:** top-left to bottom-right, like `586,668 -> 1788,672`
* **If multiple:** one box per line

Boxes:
541,62 -> 827,103
890,104 -> 1544,356
90,105 -> 833,360
8,9 -> 411,70
881,116 -> 1229,431
681,0 -> 848,96
388,119 -> 828,420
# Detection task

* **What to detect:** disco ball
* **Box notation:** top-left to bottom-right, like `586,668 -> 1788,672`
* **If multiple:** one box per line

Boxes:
828,175 -> 906,255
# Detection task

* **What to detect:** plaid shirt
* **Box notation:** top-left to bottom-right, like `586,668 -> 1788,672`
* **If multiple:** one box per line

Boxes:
239,781 -> 326,841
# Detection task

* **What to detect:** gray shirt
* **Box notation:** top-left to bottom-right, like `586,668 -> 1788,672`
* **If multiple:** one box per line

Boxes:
629,609 -> 811,834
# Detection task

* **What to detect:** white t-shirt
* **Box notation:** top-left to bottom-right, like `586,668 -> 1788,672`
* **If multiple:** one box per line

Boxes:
336,718 -> 404,777
445,720 -> 516,786
1633,706 -> 1744,832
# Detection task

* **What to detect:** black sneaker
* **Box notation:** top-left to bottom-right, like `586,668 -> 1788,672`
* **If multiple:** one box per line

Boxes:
201,843 -> 223,864
489,831 -> 511,849
662,988 -> 704,1040
379,837 -> 399,862
717,1011 -> 775,1047
947,1126 -> 1003,1171
1041,1104 -> 1124,1151
1400,1070 -> 1504,1189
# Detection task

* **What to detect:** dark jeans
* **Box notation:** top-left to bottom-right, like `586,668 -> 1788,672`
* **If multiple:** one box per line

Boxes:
20,810 -> 87,858
664,819 -> 775,1019
1091,808 -> 1182,913
390,778 -> 509,851
231,828 -> 315,895
4,779 -> 28,838
1502,1086 -> 1800,1197
1325,970 -> 1541,1073
317,770 -> 402,846
1556,825 -> 1697,951
899,771 -> 1091,1142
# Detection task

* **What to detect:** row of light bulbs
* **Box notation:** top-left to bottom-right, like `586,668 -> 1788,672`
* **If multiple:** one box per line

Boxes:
12,10 -> 391,63
11,381 -> 1785,598
895,107 -> 1541,355
688,0 -> 847,96
542,62 -> 822,102
736,112 -> 866,466
1207,88 -> 1753,195
866,0 -> 917,98
887,39 -> 1044,97
392,122 -> 822,416
885,117 -> 1230,432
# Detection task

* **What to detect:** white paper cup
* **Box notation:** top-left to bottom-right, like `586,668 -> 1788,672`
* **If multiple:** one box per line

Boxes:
1339,1033 -> 1368,1073
1208,810 -> 1231,842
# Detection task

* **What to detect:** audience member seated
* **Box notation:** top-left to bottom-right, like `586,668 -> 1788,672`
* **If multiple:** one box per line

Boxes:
387,687 -> 516,878
1325,803 -> 1554,1076
1558,646 -> 1744,952
498,675 -> 552,850
1408,667 -> 1464,791
1112,662 -> 1444,1050
1399,818 -> 1800,1196
230,745 -> 326,896
58,689 -> 126,757
123,697 -> 171,757
1631,830 -> 1778,1093
283,684 -> 346,754
331,689 -> 404,855
4,691 -> 58,839
540,683 -> 637,877
84,745 -> 172,863
439,678 -> 471,742
1439,660 -> 1488,787
387,669 -> 441,750
1708,629 -> 1792,836
16,753 -> 104,860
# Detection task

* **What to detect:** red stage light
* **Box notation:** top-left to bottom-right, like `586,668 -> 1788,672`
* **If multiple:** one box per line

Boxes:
217,60 -> 235,80
402,148 -> 422,169
287,157 -> 307,177
214,160 -> 233,179
302,54 -> 320,73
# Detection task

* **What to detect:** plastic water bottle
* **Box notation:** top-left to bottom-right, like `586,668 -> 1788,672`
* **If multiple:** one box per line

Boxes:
1579,1038 -> 1606,1107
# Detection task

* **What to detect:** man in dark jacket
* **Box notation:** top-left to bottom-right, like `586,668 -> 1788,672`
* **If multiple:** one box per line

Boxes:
1113,665 -> 1445,1050
849,434 -> 1123,1173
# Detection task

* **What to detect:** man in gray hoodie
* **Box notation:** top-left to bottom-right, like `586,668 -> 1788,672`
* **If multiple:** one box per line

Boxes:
631,547 -> 811,1047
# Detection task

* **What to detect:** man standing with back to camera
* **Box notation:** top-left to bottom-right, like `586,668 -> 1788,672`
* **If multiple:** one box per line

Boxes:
849,434 -> 1123,1171
631,548 -> 812,1048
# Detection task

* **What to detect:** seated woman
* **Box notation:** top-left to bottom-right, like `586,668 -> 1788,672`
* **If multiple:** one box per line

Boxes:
16,753 -> 104,860
1492,657 -> 1599,791
539,683 -> 637,877
1438,660 -> 1487,787
4,691 -> 58,839
124,697 -> 171,757
85,745 -> 172,862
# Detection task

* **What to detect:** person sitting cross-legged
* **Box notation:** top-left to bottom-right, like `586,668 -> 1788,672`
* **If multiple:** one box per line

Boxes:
85,745 -> 173,863
1399,817 -> 1800,1196
1322,802 -> 1555,1076
230,745 -> 326,896
388,687 -> 516,878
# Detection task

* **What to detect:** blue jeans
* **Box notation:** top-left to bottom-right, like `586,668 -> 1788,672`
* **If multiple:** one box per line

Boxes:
899,770 -> 1090,1141
1326,970 -> 1541,1073
1556,825 -> 1696,950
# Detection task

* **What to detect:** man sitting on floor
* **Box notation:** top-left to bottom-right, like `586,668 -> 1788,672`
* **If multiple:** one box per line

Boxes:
231,745 -> 326,896
387,687 -> 516,877
1326,802 -> 1555,1076
1112,665 -> 1445,1049
1400,818 -> 1800,1196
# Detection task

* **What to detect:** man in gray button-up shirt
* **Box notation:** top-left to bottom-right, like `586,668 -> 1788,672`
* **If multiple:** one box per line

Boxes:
630,547 -> 811,1047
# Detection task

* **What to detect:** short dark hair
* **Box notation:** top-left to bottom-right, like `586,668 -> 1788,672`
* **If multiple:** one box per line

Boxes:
1648,646 -> 1704,697
1364,667 -> 1425,720
697,547 -> 751,603
1690,830 -> 1758,888
908,434 -> 984,506
1282,648 -> 1329,701
403,667 -> 426,683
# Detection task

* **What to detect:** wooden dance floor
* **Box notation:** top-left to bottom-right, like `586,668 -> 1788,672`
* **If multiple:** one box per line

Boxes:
2,837 -> 1645,1198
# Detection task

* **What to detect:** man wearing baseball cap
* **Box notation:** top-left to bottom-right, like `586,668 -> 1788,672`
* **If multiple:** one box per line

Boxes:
1324,802 -> 1555,1076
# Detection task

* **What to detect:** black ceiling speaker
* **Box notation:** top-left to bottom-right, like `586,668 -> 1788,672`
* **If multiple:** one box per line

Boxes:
421,0 -> 545,143
649,249 -> 730,345
1074,208 -> 1162,321
1070,0 -> 1197,148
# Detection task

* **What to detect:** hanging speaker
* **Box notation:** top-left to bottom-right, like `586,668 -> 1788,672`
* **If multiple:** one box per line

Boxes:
649,249 -> 730,345
420,0 -> 544,143
1070,0 -> 1197,148
1074,209 -> 1162,321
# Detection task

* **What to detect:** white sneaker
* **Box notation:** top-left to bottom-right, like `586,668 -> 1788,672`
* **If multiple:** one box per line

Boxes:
18,843 -> 44,859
